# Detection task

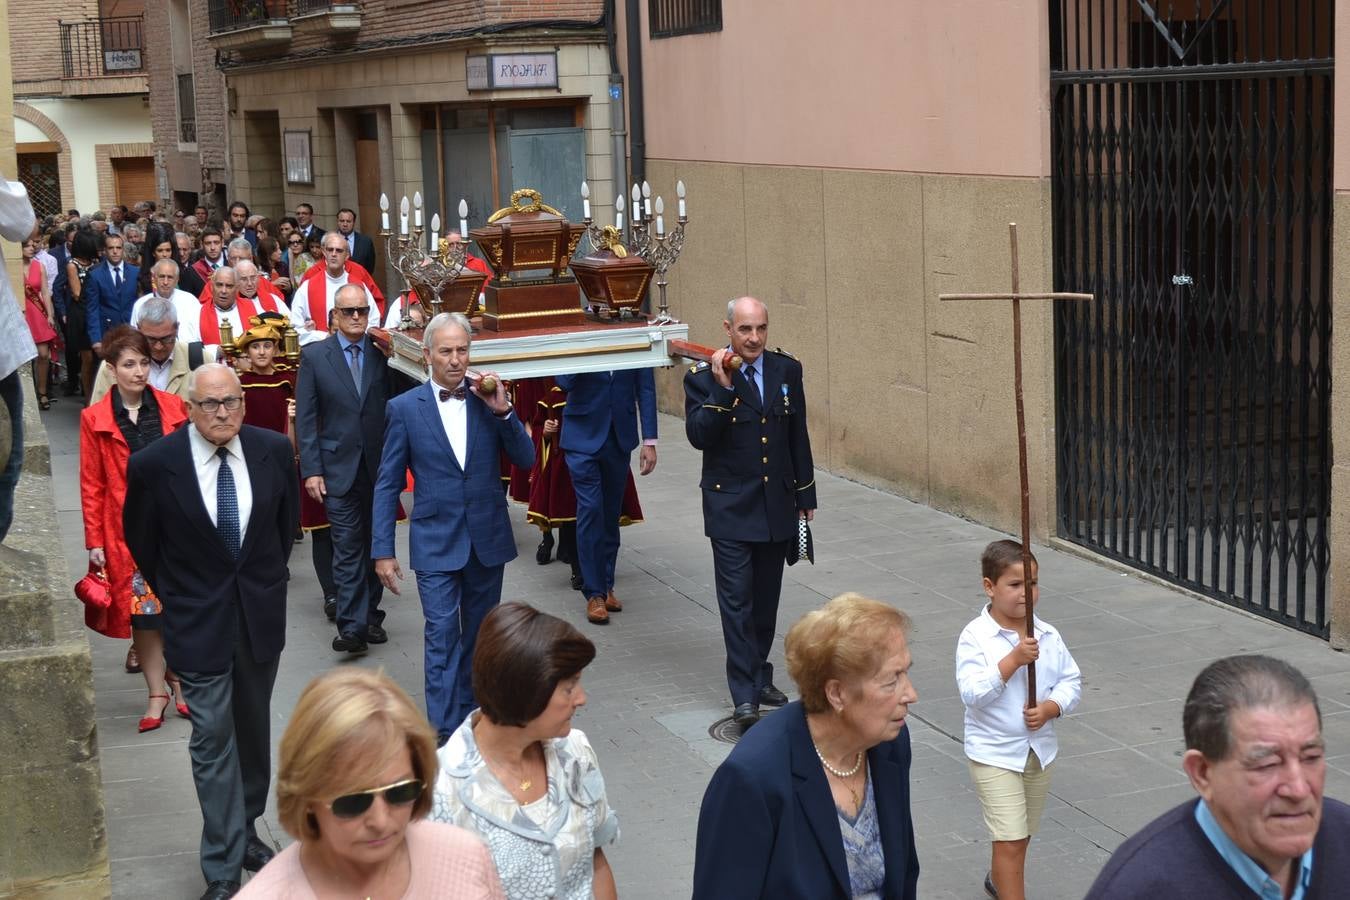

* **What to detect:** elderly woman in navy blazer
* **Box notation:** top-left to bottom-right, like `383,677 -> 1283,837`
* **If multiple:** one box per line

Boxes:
693,593 -> 921,899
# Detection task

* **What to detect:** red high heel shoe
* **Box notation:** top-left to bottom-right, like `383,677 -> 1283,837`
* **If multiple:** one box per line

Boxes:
138,694 -> 171,733
166,678 -> 190,719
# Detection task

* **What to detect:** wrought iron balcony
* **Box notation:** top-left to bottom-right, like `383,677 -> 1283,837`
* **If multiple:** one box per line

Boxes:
291,0 -> 361,33
207,0 -> 288,35
60,16 -> 145,78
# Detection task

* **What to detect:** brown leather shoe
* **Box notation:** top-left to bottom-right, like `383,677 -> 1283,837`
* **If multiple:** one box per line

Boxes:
586,595 -> 610,624
125,644 -> 141,674
605,589 -> 623,612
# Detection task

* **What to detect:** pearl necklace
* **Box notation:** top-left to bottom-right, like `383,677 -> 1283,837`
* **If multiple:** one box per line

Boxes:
813,741 -> 863,778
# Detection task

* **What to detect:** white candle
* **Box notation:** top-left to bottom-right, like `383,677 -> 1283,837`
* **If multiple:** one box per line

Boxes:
631,183 -> 641,217
458,198 -> 469,237
642,181 -> 652,218
655,196 -> 665,236
413,191 -> 423,229
380,193 -> 391,231
430,213 -> 440,253
677,180 -> 687,219
615,195 -> 624,232
399,196 -> 410,236
581,181 -> 591,221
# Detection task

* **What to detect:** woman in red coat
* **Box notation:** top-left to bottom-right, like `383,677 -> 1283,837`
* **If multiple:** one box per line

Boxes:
80,326 -> 189,733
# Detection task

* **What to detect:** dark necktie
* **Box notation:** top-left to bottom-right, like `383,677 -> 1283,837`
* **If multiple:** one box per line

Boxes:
347,344 -> 362,394
216,447 -> 240,560
744,364 -> 761,404
112,267 -> 122,289
439,385 -> 467,402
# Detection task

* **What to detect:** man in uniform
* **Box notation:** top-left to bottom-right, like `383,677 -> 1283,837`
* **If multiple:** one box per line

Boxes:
684,296 -> 816,731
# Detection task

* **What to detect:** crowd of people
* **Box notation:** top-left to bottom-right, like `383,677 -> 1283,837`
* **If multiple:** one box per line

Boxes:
1,180 -> 1341,900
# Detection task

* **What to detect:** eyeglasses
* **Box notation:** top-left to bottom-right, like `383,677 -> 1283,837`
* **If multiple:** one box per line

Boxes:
336,306 -> 370,318
144,333 -> 177,346
288,240 -> 304,247
328,778 -> 424,819
195,396 -> 243,413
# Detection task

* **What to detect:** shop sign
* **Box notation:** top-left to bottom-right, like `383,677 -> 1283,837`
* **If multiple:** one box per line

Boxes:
466,53 -> 558,90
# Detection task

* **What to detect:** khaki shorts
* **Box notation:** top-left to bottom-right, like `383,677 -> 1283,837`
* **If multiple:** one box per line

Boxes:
968,750 -> 1051,842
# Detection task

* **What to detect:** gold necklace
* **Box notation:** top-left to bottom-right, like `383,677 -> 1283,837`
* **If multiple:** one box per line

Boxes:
484,747 -> 536,792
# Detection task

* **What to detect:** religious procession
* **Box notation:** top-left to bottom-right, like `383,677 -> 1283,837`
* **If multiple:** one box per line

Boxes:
3,1 -> 1348,899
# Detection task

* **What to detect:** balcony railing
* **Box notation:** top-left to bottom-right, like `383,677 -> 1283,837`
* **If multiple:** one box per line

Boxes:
208,0 -> 288,35
293,0 -> 345,13
60,16 -> 144,78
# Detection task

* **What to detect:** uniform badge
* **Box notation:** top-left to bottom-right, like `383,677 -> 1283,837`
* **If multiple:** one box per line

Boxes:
781,384 -> 790,409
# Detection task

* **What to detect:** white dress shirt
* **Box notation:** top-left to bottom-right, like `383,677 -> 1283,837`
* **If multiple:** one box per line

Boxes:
131,289 -> 204,343
107,262 -> 126,288
956,605 -> 1082,770
432,379 -> 469,467
147,356 -> 173,392
188,424 -> 253,544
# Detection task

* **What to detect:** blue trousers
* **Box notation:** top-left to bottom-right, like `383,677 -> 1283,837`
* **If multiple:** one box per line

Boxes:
0,371 -> 23,543
416,551 -> 503,740
565,429 -> 628,600
177,627 -> 278,886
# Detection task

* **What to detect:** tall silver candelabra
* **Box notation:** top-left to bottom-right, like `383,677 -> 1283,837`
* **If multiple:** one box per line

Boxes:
381,228 -> 469,330
629,182 -> 688,324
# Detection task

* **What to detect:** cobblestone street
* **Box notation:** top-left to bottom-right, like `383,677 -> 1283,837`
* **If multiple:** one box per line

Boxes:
43,399 -> 1350,899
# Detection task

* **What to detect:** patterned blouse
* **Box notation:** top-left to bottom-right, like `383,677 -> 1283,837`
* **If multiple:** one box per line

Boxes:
430,714 -> 619,900
838,769 -> 885,899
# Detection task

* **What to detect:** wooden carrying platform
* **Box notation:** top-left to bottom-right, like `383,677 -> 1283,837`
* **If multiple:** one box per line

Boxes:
374,317 -> 691,383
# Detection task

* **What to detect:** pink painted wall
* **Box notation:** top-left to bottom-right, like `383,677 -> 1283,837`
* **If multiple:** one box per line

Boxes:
629,0 -> 1051,178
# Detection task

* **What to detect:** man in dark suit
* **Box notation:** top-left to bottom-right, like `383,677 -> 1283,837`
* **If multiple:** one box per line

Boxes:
84,232 -> 140,355
555,366 -> 657,624
294,201 -> 322,239
124,363 -> 299,900
335,207 -> 376,273
684,296 -> 817,730
295,283 -> 395,653
373,312 -> 534,742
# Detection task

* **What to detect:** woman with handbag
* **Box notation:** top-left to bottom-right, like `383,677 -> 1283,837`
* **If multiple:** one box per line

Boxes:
79,325 -> 190,732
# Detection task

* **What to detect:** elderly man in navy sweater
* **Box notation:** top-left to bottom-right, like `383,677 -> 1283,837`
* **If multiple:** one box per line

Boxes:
1086,654 -> 1349,899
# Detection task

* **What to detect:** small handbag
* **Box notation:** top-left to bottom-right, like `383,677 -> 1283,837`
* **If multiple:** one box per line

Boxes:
75,563 -> 112,632
787,515 -> 815,566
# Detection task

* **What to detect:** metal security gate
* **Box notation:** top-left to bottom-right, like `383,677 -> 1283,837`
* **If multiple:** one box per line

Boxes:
1050,0 -> 1333,636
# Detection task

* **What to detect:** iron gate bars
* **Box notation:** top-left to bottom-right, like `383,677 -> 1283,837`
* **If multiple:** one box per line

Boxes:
1049,0 -> 1332,636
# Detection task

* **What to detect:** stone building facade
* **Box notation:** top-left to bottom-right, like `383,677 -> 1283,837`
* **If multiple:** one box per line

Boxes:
8,0 -> 154,216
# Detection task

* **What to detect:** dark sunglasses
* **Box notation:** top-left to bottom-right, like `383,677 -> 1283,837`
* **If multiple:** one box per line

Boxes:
288,239 -> 304,246
336,305 -> 370,318
329,778 -> 424,818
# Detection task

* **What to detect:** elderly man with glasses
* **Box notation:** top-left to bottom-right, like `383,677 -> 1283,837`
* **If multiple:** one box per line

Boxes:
289,232 -> 383,345
90,297 -> 219,404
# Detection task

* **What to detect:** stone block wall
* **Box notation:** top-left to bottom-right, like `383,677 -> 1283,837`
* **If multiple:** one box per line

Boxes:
0,386 -> 110,898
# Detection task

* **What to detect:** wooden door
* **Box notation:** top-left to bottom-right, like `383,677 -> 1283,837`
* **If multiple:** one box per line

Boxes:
112,156 -> 156,207
355,138 -> 382,281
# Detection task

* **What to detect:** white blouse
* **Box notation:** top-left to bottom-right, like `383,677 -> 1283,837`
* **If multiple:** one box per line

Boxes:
430,714 -> 619,900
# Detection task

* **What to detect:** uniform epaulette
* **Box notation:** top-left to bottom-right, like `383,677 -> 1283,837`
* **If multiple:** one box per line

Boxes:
691,362 -> 709,373
769,347 -> 797,360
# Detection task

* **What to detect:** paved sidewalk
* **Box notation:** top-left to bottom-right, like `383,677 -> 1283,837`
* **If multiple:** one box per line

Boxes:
43,398 -> 1350,899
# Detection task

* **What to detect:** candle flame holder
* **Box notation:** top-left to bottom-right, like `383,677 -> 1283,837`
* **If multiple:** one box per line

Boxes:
627,183 -> 688,324
380,227 -> 470,329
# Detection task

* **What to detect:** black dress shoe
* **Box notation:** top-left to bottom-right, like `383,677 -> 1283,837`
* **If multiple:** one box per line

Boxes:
366,624 -> 388,644
323,596 -> 337,620
199,881 -> 239,900
332,632 -> 368,654
733,703 -> 760,731
758,684 -> 789,707
984,871 -> 999,899
535,530 -> 554,564
242,836 -> 275,872
570,572 -> 584,592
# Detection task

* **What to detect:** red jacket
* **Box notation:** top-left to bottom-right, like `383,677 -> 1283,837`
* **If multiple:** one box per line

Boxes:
79,388 -> 189,638
299,259 -> 387,316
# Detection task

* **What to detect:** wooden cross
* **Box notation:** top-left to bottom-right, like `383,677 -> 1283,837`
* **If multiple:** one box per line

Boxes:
940,222 -> 1092,707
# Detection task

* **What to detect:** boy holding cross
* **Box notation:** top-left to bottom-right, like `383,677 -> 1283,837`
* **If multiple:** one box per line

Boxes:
956,539 -> 1082,900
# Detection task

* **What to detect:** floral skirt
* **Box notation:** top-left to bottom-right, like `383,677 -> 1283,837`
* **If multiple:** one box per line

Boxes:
128,569 -> 162,630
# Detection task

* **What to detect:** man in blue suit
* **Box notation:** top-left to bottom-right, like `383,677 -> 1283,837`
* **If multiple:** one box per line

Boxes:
85,232 -> 139,354
373,312 -> 533,742
555,366 -> 658,624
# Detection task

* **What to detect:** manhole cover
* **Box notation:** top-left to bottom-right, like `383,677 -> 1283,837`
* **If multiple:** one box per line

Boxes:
708,717 -> 743,745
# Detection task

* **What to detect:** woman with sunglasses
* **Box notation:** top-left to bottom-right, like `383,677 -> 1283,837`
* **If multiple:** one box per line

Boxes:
431,602 -> 619,900
238,668 -> 504,898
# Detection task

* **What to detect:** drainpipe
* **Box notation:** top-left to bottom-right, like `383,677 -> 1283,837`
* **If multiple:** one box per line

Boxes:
605,1 -> 628,216
623,0 -> 645,187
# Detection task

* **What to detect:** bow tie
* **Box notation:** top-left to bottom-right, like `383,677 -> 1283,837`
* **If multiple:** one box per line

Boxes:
439,386 -> 467,402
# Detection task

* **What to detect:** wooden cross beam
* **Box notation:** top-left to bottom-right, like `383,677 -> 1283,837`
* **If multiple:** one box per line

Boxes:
939,222 -> 1092,707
